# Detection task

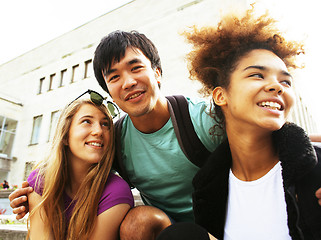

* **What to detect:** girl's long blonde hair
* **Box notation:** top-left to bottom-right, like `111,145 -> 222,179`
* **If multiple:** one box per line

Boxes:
27,99 -> 115,239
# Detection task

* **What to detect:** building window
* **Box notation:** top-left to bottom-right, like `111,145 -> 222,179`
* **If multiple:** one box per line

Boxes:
84,59 -> 92,79
30,115 -> 42,145
59,69 -> 67,87
38,77 -> 45,94
24,162 -> 35,181
48,111 -> 60,141
0,116 -> 3,129
48,73 -> 56,91
0,116 -> 18,158
71,64 -> 79,83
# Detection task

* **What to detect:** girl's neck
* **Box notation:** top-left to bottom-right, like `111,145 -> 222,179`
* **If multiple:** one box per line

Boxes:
226,127 -> 279,181
66,159 -> 89,198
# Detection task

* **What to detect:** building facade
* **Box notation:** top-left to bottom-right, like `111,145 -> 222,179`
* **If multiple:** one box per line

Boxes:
0,0 -> 318,185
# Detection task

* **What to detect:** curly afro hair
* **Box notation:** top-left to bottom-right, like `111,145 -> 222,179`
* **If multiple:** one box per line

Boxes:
183,8 -> 304,136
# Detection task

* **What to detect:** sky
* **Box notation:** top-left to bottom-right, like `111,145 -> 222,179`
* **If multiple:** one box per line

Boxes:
1,0 -> 320,132
0,0 -> 132,65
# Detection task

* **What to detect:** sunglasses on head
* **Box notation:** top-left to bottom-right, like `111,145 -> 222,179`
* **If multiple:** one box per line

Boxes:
69,89 -> 120,119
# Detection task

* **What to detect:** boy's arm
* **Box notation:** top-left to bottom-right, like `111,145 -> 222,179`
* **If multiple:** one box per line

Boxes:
9,181 -> 33,220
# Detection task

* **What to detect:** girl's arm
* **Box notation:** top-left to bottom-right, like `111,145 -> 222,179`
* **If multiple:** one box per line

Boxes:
310,135 -> 321,143
90,203 -> 131,240
316,188 -> 321,206
28,192 -> 53,240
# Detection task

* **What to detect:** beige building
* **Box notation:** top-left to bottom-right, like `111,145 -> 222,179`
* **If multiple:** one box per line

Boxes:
0,0 -> 317,186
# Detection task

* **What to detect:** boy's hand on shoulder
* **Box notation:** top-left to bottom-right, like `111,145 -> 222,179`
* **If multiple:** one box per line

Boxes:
8,181 -> 33,220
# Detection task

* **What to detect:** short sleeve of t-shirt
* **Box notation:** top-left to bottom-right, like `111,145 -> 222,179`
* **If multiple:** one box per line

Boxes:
97,173 -> 134,215
27,169 -> 43,195
187,97 -> 223,151
28,170 -> 134,216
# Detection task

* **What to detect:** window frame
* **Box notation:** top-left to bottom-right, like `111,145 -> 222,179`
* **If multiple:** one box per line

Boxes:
30,115 -> 43,145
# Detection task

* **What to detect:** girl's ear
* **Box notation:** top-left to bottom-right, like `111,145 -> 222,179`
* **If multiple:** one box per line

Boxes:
212,87 -> 227,106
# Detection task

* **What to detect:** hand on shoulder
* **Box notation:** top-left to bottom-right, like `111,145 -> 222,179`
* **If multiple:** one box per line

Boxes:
9,181 -> 33,220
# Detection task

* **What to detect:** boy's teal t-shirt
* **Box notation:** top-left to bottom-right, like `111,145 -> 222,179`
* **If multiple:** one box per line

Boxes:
121,97 -> 219,222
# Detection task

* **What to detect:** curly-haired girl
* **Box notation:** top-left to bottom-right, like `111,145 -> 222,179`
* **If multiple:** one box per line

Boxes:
157,8 -> 321,240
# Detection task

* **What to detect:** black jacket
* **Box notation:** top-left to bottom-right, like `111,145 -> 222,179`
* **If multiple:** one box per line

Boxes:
193,123 -> 321,239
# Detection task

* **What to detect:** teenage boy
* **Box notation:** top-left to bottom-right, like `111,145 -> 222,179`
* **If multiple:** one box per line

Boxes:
93,30 -> 220,239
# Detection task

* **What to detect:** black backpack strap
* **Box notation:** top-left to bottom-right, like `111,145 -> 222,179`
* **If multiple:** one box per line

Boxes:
166,95 -> 210,168
113,115 -> 133,187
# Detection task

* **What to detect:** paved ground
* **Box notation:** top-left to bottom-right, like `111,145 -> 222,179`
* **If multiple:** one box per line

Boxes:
0,218 -> 27,240
0,214 -> 27,236
0,224 -> 26,231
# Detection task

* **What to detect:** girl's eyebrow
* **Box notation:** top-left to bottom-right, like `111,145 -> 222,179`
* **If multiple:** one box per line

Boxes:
281,70 -> 293,79
78,115 -> 109,121
243,65 -> 293,78
78,115 -> 94,121
81,115 -> 94,118
243,65 -> 265,71
79,115 -> 94,119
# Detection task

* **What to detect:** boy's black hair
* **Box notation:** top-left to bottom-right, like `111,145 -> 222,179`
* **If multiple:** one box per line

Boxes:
93,30 -> 162,93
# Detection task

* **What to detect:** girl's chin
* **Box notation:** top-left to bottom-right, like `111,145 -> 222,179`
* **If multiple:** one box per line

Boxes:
260,121 -> 285,132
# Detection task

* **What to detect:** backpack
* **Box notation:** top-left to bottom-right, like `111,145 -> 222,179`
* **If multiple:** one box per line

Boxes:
113,95 -> 211,186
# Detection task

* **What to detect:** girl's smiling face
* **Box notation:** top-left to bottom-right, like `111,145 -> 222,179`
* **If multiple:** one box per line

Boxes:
214,49 -> 295,133
67,103 -> 111,168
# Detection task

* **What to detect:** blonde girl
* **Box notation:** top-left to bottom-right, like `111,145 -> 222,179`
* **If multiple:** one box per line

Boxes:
27,95 -> 134,239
